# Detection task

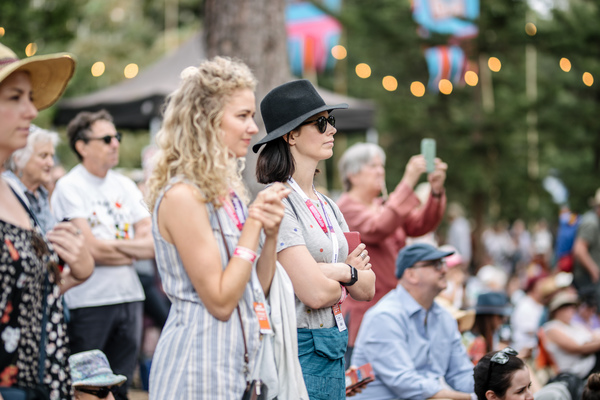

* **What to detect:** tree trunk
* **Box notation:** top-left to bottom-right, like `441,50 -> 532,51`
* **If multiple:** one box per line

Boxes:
204,0 -> 292,197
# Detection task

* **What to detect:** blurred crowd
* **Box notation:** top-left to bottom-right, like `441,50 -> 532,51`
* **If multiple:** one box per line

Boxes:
4,39 -> 600,400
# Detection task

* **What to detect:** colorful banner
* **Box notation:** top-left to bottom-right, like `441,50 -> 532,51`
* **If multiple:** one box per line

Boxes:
412,0 -> 479,39
424,45 -> 467,90
286,0 -> 342,76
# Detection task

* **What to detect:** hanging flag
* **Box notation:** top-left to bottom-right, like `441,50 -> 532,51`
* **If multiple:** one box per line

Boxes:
286,0 -> 342,76
412,0 -> 479,39
424,45 -> 467,91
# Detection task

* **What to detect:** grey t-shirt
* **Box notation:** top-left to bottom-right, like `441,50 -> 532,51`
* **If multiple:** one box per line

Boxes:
574,210 -> 600,287
277,190 -> 349,329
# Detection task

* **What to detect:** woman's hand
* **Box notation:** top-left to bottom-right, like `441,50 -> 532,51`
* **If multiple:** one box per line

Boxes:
401,155 -> 427,189
248,183 -> 291,238
428,157 -> 448,195
46,221 -> 94,282
345,243 -> 372,271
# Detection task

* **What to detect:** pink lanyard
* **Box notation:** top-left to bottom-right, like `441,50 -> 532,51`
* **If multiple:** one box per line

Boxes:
221,190 -> 246,231
287,177 -> 339,263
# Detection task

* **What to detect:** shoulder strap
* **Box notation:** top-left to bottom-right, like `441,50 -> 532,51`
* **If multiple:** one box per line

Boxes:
9,186 -> 50,384
215,213 -> 251,380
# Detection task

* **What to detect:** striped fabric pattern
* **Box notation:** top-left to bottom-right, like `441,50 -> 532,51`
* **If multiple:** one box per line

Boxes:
149,181 -> 260,399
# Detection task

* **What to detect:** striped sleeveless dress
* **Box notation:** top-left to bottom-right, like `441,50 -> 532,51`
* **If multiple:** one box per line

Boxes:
149,181 -> 260,399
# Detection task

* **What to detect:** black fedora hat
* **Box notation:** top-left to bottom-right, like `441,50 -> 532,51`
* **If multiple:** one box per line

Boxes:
252,79 -> 348,153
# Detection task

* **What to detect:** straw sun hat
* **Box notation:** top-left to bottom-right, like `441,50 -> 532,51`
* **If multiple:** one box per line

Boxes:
0,42 -> 75,110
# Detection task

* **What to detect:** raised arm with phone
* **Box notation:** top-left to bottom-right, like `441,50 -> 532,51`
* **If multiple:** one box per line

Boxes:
336,141 -> 448,360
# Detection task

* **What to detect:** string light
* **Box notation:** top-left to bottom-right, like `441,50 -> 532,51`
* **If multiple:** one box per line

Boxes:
382,76 -> 398,91
25,43 -> 38,57
525,23 -> 537,36
0,27 -> 5,37
410,81 -> 425,97
559,58 -> 571,72
439,79 -> 453,95
583,72 -> 594,87
91,61 -> 105,77
464,71 -> 478,86
331,45 -> 347,60
355,63 -> 371,79
124,63 -> 139,79
488,57 -> 501,72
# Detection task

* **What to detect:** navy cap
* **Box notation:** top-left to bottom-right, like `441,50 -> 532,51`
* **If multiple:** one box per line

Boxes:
475,292 -> 512,316
395,243 -> 454,278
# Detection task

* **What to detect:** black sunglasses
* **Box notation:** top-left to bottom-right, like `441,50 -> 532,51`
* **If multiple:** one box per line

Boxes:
300,115 -> 335,133
485,347 -> 518,388
76,386 -> 116,398
83,132 -> 122,145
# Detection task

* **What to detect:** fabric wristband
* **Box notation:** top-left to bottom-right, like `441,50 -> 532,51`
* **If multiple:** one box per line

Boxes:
233,246 -> 258,264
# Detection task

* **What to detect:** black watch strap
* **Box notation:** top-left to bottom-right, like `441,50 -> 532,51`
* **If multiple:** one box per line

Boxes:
341,264 -> 358,286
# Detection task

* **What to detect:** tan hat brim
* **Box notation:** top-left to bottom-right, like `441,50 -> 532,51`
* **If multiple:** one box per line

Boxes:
0,53 -> 75,110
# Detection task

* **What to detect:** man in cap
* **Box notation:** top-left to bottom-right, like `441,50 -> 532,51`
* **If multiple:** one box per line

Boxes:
69,349 -> 127,400
573,188 -> 600,303
351,243 -> 476,400
51,109 -> 154,400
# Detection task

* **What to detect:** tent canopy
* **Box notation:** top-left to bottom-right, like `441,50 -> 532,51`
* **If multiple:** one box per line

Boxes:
54,33 -> 375,132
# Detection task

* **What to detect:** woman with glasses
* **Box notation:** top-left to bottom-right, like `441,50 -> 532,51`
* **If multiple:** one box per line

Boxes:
474,348 -> 534,400
336,142 -> 447,362
0,43 -> 93,399
254,79 -> 376,400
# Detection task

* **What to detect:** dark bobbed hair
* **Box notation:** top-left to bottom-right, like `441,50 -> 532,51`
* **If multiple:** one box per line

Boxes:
66,109 -> 113,161
473,351 -> 527,400
584,373 -> 600,400
256,136 -> 295,184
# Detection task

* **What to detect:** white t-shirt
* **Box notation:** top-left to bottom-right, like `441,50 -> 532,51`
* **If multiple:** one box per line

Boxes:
51,164 -> 147,309
543,319 -> 596,378
511,295 -> 544,352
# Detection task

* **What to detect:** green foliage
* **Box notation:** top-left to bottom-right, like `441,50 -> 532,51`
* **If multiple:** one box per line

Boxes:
327,0 -> 600,228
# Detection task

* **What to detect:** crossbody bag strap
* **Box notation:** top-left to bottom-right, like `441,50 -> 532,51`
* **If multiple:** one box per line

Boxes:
215,212 -> 251,377
9,186 -> 50,384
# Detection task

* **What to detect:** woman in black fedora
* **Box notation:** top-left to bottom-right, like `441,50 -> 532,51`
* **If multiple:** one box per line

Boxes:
254,79 -> 376,399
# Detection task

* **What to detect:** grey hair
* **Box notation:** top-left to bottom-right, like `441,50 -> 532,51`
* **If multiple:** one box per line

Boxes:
338,142 -> 386,191
9,125 -> 60,171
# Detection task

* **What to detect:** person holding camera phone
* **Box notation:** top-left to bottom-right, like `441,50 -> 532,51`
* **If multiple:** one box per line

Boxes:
337,142 -> 447,364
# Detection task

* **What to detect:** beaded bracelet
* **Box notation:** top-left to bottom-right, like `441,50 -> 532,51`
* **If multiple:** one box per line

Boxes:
233,246 -> 258,264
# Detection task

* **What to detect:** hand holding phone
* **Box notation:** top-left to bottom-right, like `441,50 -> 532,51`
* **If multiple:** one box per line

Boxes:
421,138 -> 436,173
345,363 -> 375,395
344,231 -> 362,253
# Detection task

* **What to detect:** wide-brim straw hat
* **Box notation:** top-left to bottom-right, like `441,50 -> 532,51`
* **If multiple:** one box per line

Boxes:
435,297 -> 475,332
548,290 -> 579,314
0,42 -> 75,110
252,79 -> 348,153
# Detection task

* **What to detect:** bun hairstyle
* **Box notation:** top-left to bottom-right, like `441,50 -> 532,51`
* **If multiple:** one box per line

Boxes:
473,351 -> 526,400
583,373 -> 600,400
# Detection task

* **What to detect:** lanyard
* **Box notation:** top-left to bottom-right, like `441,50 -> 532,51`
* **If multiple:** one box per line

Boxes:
221,190 -> 246,231
287,177 -> 339,263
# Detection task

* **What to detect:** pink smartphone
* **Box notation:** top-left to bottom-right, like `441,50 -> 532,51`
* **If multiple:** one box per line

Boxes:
344,231 -> 361,253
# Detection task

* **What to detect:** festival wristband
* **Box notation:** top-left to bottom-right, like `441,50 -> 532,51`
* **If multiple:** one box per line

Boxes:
232,246 -> 258,264
338,285 -> 348,305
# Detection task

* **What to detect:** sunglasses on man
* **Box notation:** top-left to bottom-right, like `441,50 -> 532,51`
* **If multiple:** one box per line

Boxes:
300,115 -> 336,133
83,132 -> 122,145
411,259 -> 447,271
76,386 -> 116,399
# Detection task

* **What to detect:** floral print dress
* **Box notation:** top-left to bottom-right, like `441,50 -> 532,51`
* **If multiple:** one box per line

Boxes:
0,219 -> 72,400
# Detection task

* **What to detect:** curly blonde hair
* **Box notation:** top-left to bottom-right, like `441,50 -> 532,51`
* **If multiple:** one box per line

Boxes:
146,57 -> 257,211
